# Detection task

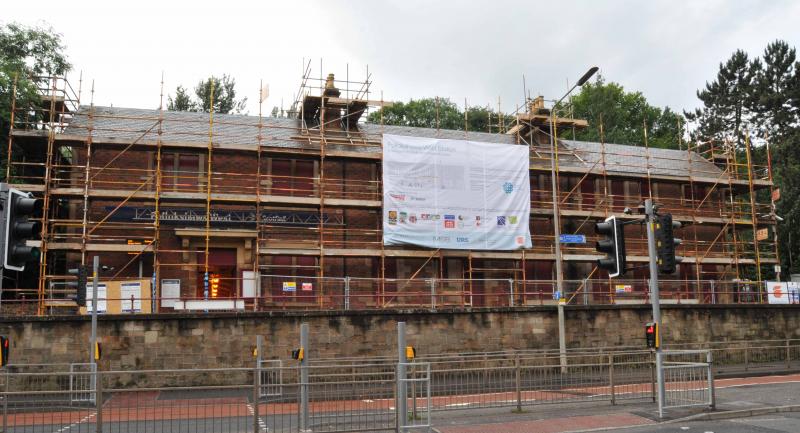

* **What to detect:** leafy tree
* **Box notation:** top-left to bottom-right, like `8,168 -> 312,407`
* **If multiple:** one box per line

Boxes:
168,74 -> 247,114
567,76 -> 685,149
367,97 -> 505,133
0,23 -> 71,180
167,85 -> 194,111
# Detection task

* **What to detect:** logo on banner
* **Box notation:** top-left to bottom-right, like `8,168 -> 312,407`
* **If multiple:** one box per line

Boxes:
389,193 -> 406,201
399,212 -> 407,223
409,214 -> 417,224
497,216 -> 506,226
388,211 -> 397,225
475,216 -> 482,227
509,216 -> 518,225
516,236 -> 525,245
457,237 -> 469,243
503,182 -> 514,194
444,214 -> 455,229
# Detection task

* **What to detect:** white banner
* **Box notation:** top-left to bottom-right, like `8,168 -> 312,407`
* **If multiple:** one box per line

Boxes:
766,281 -> 790,304
382,134 -> 532,250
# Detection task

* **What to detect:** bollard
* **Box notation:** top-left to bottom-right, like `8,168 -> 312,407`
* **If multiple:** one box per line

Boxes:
786,338 -> 791,370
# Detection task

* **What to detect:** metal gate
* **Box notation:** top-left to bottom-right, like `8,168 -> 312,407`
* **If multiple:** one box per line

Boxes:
399,362 -> 431,432
662,350 -> 715,410
258,359 -> 283,399
69,362 -> 96,404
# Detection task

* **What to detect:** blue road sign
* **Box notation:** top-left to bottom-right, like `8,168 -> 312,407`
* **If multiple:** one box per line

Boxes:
559,234 -> 586,244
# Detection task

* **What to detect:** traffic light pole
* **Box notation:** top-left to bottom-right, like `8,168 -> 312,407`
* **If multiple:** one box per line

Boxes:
90,256 -> 99,365
645,199 -> 665,417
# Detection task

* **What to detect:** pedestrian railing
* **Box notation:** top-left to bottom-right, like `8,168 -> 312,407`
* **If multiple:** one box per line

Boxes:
661,350 -> 715,411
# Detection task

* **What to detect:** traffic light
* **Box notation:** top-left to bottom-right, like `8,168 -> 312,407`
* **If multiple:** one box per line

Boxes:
595,216 -> 626,277
1,185 -> 42,271
291,347 -> 304,361
645,322 -> 659,349
68,265 -> 89,306
655,214 -> 681,274
405,346 -> 416,361
1,335 -> 9,367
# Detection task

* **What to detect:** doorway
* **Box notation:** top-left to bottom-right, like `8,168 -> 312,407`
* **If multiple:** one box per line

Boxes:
196,248 -> 237,298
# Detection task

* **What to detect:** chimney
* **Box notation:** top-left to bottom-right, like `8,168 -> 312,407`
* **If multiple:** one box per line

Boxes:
321,73 -> 343,130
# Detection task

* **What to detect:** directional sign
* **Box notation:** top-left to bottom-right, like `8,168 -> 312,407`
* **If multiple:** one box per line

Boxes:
559,234 -> 586,244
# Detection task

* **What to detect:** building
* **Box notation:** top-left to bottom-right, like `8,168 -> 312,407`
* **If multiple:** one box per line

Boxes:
4,73 -> 779,315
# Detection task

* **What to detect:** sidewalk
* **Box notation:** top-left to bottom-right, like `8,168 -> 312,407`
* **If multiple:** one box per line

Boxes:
433,373 -> 800,433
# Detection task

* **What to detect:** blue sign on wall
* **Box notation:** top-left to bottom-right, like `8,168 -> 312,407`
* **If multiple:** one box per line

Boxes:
559,234 -> 587,244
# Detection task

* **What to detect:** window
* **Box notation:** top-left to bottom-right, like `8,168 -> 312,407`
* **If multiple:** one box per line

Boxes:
159,152 -> 202,191
269,158 -> 317,197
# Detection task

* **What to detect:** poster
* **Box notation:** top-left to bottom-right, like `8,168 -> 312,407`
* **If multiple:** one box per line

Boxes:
85,283 -> 107,313
789,282 -> 799,304
302,282 -> 313,291
382,134 -> 532,250
161,279 -> 181,308
766,281 -> 790,304
121,282 -> 142,312
282,282 -> 296,292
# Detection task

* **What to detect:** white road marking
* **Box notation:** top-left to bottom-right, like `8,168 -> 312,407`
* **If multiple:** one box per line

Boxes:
246,403 -> 269,432
53,411 -> 96,433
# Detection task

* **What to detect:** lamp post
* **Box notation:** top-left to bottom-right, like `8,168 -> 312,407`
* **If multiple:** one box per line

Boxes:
551,66 -> 598,372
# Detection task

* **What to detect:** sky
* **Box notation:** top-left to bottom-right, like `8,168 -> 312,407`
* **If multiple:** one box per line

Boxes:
5,0 -> 800,117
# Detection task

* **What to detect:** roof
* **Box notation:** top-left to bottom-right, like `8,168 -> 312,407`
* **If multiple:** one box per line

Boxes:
63,106 -> 725,181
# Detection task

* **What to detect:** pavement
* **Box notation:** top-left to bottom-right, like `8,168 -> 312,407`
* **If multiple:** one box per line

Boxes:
432,373 -> 800,433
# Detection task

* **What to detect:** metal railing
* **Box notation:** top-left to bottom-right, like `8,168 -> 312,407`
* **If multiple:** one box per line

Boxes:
662,350 -> 715,411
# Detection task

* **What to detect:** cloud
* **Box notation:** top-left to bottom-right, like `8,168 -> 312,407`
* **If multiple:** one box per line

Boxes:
5,0 -> 800,116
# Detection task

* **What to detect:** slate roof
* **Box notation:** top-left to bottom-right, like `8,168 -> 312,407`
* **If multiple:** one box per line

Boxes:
63,106 -> 725,180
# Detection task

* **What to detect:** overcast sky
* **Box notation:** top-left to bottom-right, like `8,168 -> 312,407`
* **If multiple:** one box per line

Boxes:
6,0 -> 800,117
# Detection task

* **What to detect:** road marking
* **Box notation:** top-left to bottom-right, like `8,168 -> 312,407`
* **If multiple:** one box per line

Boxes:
247,403 -> 269,432
52,411 -> 96,433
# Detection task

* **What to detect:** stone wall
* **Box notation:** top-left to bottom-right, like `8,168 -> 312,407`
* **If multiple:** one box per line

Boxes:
2,305 -> 799,371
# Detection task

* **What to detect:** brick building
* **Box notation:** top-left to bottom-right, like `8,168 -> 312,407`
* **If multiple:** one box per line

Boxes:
5,75 -> 779,314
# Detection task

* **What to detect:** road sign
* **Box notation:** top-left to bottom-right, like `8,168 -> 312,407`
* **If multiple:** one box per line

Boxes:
559,234 -> 586,244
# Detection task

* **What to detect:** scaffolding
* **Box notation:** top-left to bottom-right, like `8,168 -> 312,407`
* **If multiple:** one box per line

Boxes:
1,68 -> 780,315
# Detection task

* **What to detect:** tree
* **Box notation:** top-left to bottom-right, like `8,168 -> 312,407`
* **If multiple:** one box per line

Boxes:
167,85 -> 194,111
0,23 -> 71,180
685,50 -> 761,147
567,76 -> 685,149
367,97 -> 506,133
167,74 -> 247,114
751,40 -> 797,140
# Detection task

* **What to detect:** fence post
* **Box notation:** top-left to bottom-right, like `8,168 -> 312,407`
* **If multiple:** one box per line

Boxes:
744,342 -> 749,372
707,350 -> 716,410
299,323 -> 309,431
344,276 -> 351,310
254,335 -> 262,433
609,354 -> 616,405
786,338 -> 791,370
515,353 -> 522,412
650,351 -> 656,403
95,369 -> 103,433
397,322 -> 408,432
509,279 -> 515,307
430,279 -> 436,310
3,369 -> 8,433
